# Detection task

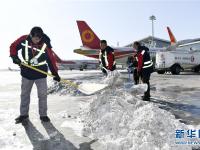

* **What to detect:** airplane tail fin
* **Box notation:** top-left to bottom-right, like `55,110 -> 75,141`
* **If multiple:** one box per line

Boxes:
77,20 -> 100,49
167,26 -> 177,45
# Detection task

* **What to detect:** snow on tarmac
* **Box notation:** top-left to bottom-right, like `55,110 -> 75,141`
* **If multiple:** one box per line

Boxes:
1,70 -> 200,150
49,70 -> 200,150
0,108 -> 32,150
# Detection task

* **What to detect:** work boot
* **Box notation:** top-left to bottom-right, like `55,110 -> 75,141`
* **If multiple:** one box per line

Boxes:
142,96 -> 150,101
15,115 -> 29,124
141,94 -> 151,100
40,116 -> 50,122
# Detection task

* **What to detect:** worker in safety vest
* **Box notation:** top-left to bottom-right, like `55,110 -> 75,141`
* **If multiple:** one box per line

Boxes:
133,41 -> 153,101
99,40 -> 116,76
10,27 -> 61,123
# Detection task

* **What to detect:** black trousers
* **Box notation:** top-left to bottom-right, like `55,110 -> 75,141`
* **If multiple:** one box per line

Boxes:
141,70 -> 151,98
133,69 -> 139,85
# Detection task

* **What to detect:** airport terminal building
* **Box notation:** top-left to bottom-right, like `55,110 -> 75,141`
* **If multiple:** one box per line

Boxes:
117,36 -> 170,68
126,36 -> 170,48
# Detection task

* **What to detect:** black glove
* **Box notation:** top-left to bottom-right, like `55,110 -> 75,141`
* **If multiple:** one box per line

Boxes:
11,56 -> 21,66
53,74 -> 61,82
128,63 -> 134,68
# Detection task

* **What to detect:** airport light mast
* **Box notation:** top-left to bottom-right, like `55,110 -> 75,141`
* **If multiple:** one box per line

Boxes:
149,15 -> 156,47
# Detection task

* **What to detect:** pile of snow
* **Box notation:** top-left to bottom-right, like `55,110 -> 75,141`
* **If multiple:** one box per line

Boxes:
102,70 -> 121,86
81,88 -> 197,150
47,80 -> 83,96
47,71 -> 122,96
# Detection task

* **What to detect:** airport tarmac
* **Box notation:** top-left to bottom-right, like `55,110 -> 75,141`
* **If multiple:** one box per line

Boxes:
0,69 -> 199,149
150,72 -> 200,125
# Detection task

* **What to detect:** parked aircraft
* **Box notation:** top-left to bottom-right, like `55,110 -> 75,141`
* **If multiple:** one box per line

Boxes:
74,20 -> 136,60
52,50 -> 98,70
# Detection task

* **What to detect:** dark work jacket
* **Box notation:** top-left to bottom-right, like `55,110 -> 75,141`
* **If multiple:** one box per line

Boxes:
99,46 -> 116,71
136,46 -> 153,75
10,34 -> 58,80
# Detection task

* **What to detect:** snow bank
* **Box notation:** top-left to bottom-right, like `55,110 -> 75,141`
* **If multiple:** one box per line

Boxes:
47,71 -> 199,149
81,88 -> 197,150
47,80 -> 82,96
47,72 -> 121,96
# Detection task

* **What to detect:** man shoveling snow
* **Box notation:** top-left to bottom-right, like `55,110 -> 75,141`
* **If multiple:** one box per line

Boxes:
132,41 -> 154,101
98,40 -> 152,97
10,27 -> 109,125
10,27 -> 61,124
99,40 -> 116,76
99,40 -> 121,86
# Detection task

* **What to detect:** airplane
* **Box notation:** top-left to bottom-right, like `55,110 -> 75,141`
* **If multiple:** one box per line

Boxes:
52,51 -> 76,65
74,21 -> 173,65
74,21 -> 195,71
52,50 -> 98,70
74,20 -> 137,61
167,27 -> 200,52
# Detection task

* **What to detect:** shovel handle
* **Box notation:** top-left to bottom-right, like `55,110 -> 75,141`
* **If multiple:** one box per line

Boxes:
21,63 -> 78,88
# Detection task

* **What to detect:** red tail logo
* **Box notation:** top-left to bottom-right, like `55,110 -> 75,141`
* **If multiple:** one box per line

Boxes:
77,21 -> 100,49
81,30 -> 95,43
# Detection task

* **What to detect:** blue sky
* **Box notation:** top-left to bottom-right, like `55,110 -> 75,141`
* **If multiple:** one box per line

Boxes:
1,0 -> 200,69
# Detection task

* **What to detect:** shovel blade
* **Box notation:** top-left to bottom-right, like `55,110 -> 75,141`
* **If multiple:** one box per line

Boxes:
124,83 -> 148,95
103,70 -> 120,86
131,83 -> 148,92
78,83 -> 109,95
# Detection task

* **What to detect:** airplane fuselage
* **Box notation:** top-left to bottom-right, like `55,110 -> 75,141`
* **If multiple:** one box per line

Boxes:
74,46 -> 136,60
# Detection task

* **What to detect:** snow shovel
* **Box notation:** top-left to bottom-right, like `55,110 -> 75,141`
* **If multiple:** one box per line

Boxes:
124,68 -> 148,94
21,63 -> 108,95
124,67 -> 134,89
101,67 -> 120,86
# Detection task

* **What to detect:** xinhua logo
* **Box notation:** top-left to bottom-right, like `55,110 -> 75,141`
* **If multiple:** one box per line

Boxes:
175,129 -> 200,145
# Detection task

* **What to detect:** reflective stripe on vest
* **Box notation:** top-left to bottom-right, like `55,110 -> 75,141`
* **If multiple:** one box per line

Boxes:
112,52 -> 116,65
23,60 -> 47,66
104,51 -> 109,66
141,50 -> 145,55
143,61 -> 153,69
21,42 -> 46,53
139,50 -> 153,69
144,60 -> 152,65
30,43 -> 47,64
100,51 -> 115,67
21,40 -> 47,66
25,40 -> 29,62
99,51 -> 102,62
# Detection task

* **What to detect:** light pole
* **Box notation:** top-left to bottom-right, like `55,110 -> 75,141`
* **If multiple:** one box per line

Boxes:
149,15 -> 156,47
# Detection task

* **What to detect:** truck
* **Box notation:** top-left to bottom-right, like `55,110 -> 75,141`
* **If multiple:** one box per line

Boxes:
155,50 -> 200,75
